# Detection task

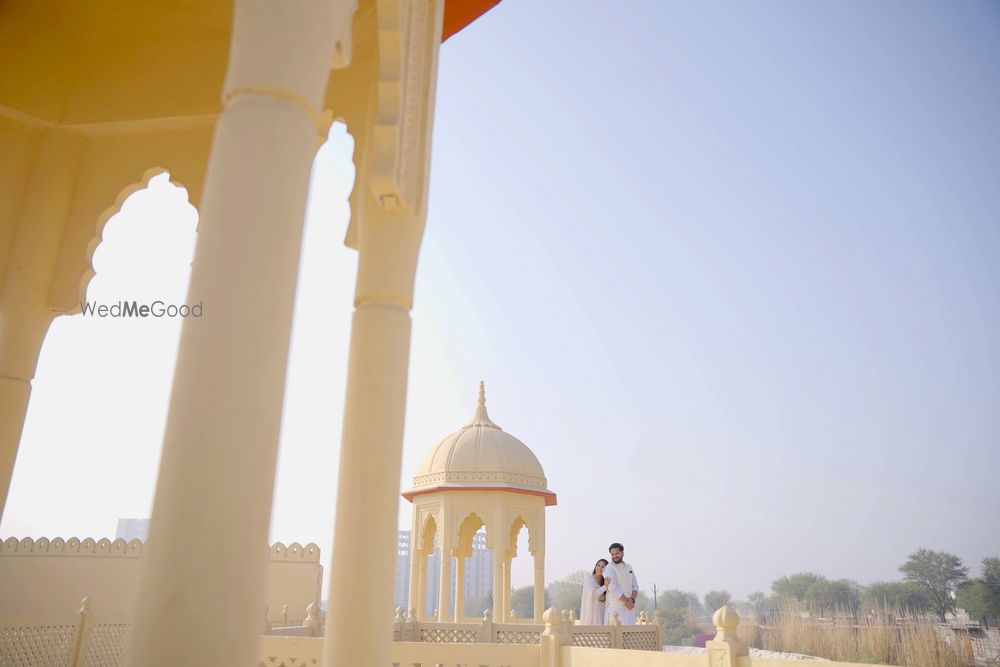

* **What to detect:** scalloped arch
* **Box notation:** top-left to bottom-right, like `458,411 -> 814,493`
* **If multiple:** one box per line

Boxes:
76,166 -> 195,311
455,511 -> 486,557
418,512 -> 438,552
507,515 -> 528,556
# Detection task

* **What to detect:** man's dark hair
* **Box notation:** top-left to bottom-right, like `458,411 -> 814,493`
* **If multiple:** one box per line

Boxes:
609,542 -> 624,552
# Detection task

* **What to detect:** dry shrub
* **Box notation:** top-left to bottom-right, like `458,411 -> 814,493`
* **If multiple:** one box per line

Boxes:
755,601 -> 971,666
738,616 -> 760,645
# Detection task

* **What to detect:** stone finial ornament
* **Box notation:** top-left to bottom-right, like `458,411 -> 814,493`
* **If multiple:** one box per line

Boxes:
304,602 -> 321,635
712,605 -> 741,642
467,380 -> 501,430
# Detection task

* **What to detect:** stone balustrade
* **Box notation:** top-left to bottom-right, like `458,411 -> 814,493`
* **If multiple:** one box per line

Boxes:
0,597 -> 129,667
388,606 -> 662,651
1,603 -> 894,666
260,606 -> 886,667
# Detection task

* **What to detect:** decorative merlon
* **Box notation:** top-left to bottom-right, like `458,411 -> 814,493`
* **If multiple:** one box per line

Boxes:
0,537 -> 320,562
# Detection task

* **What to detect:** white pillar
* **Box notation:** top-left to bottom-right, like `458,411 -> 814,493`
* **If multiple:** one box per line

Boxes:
437,552 -> 452,622
323,9 -> 450,667
128,3 -> 346,665
407,535 -> 420,618
454,553 -> 465,622
533,554 -> 545,624
502,554 -> 512,619
417,553 -> 428,621
323,0 -> 443,660
437,510 -> 452,622
492,553 -> 504,622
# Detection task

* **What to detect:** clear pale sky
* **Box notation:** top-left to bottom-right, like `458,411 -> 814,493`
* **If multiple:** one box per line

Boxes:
3,1 -> 999,600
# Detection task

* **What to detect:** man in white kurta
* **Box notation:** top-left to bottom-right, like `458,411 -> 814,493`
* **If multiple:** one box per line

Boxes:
604,542 -> 639,625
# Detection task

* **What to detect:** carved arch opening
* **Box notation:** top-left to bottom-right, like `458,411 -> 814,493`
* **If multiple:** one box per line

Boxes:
456,512 -> 485,558
5,169 -> 198,531
77,167 -> 197,312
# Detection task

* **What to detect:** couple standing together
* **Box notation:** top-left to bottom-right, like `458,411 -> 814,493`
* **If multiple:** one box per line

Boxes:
581,542 -> 639,626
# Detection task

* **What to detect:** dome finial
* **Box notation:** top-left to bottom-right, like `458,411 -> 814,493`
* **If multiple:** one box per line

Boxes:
467,380 -> 501,430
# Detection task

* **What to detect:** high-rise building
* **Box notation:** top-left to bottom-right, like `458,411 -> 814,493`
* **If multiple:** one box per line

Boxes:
394,530 -> 411,610
393,529 -> 493,617
464,531 -> 492,601
115,518 -> 150,542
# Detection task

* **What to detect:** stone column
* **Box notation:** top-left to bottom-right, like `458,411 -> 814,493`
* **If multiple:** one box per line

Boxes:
128,2 -> 349,665
417,553 -> 428,621
454,553 -> 465,622
407,526 -> 420,619
502,554 -> 512,619
322,0 -> 444,662
533,553 -> 545,623
492,554 -> 504,622
437,511 -> 452,622
0,128 -> 83,519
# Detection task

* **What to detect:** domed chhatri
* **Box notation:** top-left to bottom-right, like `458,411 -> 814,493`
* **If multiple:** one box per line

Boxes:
402,382 -> 555,624
403,382 -> 556,505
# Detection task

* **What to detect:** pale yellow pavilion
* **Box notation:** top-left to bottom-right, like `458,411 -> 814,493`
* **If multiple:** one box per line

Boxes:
404,382 -> 556,624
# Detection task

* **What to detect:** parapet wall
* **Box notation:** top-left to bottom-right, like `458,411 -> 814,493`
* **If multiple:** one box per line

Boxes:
0,536 -> 322,623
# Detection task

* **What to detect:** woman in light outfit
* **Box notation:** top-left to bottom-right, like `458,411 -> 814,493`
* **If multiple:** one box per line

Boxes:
580,558 -> 609,625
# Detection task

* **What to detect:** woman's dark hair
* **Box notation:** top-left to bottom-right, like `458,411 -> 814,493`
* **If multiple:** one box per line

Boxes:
593,559 -> 609,601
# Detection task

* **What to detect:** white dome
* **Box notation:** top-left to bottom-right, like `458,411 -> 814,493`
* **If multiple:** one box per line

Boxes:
408,383 -> 553,500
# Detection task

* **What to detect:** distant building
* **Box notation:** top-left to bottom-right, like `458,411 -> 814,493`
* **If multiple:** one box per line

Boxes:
394,530 -> 411,610
464,531 -> 492,601
115,518 -> 150,542
394,529 -> 493,617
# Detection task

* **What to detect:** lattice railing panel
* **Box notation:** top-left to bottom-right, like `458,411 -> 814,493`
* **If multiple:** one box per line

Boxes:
0,623 -> 76,666
570,630 -> 612,648
83,622 -> 130,666
495,629 -> 540,645
621,628 -> 659,651
419,627 -> 478,643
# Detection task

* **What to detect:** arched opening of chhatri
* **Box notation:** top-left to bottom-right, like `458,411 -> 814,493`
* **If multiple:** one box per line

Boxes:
403,382 -> 556,623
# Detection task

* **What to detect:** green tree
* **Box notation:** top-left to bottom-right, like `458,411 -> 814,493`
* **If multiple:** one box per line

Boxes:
772,572 -> 826,602
747,591 -> 767,617
510,585 -> 550,620
463,594 -> 491,617
863,581 -> 929,612
805,579 -> 861,613
956,580 -> 991,619
656,589 -> 703,645
546,578 -> 583,619
899,548 -> 968,621
704,590 -> 732,616
982,557 -> 1000,618
657,589 -> 704,617
634,591 -> 655,614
